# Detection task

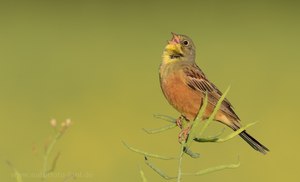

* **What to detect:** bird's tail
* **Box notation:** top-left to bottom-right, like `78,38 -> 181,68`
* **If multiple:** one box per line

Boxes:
239,131 -> 269,154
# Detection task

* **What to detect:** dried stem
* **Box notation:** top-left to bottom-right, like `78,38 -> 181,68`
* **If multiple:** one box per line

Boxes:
42,119 -> 71,181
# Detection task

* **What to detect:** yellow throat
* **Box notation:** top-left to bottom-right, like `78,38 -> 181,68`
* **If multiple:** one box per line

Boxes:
162,43 -> 184,64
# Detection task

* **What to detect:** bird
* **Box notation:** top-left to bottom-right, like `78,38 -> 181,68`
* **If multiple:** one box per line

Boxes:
159,33 -> 269,154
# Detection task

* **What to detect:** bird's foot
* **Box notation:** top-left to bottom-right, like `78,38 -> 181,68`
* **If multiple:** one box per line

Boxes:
176,116 -> 184,129
178,126 -> 191,143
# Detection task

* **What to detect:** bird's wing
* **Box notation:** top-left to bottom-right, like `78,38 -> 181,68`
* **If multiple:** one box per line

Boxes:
183,64 -> 240,121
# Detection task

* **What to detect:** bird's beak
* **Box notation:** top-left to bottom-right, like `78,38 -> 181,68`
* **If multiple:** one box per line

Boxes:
165,32 -> 183,55
168,32 -> 180,45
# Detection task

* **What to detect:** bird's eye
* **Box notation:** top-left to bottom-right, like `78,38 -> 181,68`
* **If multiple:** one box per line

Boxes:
183,40 -> 189,46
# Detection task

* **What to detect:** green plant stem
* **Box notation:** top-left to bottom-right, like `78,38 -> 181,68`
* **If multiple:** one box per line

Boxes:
143,124 -> 176,134
42,131 -> 62,180
153,114 -> 177,123
177,142 -> 185,182
185,94 -> 208,148
182,160 -> 240,176
198,87 -> 230,136
183,147 -> 200,158
194,122 -> 257,143
144,157 -> 177,180
122,141 -> 175,160
140,167 -> 148,182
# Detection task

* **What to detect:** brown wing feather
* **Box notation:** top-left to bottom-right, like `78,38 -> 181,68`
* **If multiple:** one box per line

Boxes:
183,64 -> 240,121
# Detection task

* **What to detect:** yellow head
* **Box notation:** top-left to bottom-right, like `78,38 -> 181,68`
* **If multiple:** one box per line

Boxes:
162,33 -> 196,64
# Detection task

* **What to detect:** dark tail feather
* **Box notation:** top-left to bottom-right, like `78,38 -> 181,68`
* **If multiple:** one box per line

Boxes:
239,131 -> 269,154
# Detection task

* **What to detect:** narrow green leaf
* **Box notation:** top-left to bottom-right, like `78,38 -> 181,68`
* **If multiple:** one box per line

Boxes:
144,157 -> 177,180
194,122 -> 257,143
183,159 -> 240,176
177,143 -> 185,182
122,141 -> 175,160
216,122 -> 257,142
142,124 -> 176,134
153,114 -> 177,123
185,94 -> 208,148
139,167 -> 148,182
184,147 -> 200,158
199,86 -> 230,136
47,151 -> 61,173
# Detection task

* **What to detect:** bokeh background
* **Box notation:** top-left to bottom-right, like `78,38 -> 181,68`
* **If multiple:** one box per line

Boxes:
0,0 -> 299,181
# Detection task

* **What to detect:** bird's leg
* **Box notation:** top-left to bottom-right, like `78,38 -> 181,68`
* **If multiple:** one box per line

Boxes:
178,125 -> 191,143
177,116 -> 191,143
176,116 -> 184,129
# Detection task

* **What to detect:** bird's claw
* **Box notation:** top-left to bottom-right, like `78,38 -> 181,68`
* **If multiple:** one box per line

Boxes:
178,126 -> 191,143
176,116 -> 184,129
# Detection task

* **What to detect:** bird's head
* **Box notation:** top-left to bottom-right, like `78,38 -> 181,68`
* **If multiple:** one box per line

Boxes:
162,33 -> 196,64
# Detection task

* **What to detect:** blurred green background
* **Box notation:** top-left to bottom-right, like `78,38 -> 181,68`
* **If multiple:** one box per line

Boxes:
0,0 -> 299,181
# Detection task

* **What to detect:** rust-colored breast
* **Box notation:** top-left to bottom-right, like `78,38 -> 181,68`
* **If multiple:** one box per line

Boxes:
160,70 -> 202,121
159,63 -> 240,129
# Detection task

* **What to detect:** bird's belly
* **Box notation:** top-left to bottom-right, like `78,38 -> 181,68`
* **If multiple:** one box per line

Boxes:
161,74 -> 202,121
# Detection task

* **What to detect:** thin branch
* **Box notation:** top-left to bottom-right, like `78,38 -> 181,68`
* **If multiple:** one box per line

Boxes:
194,122 -> 257,143
153,114 -> 177,123
47,151 -> 61,173
143,124 -> 176,134
183,158 -> 240,176
198,86 -> 230,136
185,94 -> 208,148
43,131 -> 62,180
122,141 -> 175,160
139,167 -> 148,182
183,147 -> 200,158
43,119 -> 71,181
195,93 -> 208,121
194,127 -> 225,142
177,143 -> 185,182
144,157 -> 177,180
